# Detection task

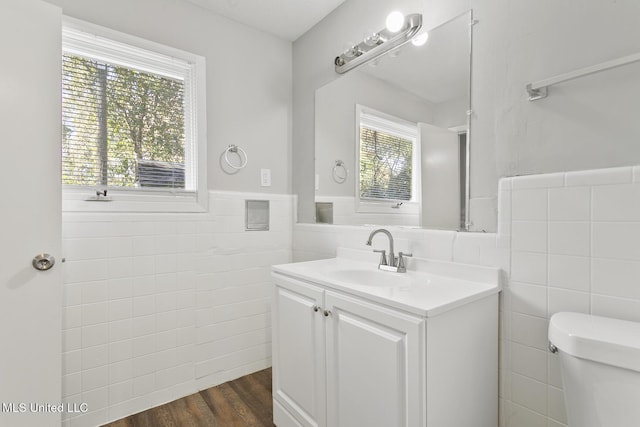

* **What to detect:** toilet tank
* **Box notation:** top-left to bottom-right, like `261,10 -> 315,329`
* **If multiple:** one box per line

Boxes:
549,312 -> 640,427
549,312 -> 640,373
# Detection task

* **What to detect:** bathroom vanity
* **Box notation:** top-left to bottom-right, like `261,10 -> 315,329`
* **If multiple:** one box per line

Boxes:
271,249 -> 501,427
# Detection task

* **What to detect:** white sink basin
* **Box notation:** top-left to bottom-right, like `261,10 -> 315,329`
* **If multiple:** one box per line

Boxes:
272,248 -> 501,317
323,267 -> 415,287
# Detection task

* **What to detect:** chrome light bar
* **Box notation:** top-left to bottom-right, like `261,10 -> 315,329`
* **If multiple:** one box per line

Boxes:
334,13 -> 423,74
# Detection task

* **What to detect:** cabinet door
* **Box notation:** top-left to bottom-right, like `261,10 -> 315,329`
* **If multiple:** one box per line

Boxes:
325,291 -> 425,427
272,275 -> 326,427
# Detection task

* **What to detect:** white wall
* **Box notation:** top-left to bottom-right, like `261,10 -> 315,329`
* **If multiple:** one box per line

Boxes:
61,191 -> 293,426
294,0 -> 640,230
46,0 -> 292,195
432,96 -> 467,129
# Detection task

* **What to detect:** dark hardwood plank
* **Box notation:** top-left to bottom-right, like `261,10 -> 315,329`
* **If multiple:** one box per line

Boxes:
226,371 -> 273,425
142,401 -> 177,427
102,369 -> 273,427
104,419 -> 134,427
200,382 -> 262,427
161,394 -> 218,427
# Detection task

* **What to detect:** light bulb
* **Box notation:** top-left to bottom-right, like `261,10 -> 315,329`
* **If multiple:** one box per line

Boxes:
385,11 -> 405,33
411,32 -> 429,46
364,32 -> 381,46
342,41 -> 358,58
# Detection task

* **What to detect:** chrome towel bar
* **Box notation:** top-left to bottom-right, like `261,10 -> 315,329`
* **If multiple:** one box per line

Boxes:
526,51 -> 640,101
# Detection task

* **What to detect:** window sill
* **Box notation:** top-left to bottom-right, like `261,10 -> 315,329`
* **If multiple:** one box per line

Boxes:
356,200 -> 419,214
62,188 -> 207,213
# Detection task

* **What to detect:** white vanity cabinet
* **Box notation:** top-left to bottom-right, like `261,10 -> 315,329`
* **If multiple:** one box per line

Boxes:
272,275 -> 327,427
324,289 -> 424,427
272,263 -> 499,427
272,274 -> 424,427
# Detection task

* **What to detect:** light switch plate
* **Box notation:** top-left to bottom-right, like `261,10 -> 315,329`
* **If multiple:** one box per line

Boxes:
260,169 -> 271,186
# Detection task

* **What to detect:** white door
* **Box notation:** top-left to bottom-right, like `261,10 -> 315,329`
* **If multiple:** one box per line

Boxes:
419,123 -> 461,229
325,291 -> 425,427
0,1 -> 62,426
272,276 -> 326,427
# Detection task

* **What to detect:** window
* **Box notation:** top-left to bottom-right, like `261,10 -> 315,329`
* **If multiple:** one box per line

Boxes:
61,19 -> 206,212
356,105 -> 419,212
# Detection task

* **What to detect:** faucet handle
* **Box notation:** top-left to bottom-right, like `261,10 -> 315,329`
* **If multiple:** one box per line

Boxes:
397,252 -> 413,273
373,249 -> 387,266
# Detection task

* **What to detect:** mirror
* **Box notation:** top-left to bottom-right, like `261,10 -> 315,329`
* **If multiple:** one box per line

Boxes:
314,11 -> 472,229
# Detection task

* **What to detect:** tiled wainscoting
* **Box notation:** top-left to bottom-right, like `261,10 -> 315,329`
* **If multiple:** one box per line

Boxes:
500,165 -> 640,427
293,223 -> 507,267
60,191 -> 293,427
59,164 -> 640,427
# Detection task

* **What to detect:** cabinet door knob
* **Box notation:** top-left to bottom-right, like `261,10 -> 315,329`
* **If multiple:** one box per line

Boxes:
323,309 -> 331,317
313,305 -> 320,313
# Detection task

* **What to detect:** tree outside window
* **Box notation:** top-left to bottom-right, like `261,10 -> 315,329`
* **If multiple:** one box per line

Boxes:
359,126 -> 414,201
62,55 -> 186,189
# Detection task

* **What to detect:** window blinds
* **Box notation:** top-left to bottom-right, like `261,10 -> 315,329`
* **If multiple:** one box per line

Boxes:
61,27 -> 192,191
359,112 -> 416,202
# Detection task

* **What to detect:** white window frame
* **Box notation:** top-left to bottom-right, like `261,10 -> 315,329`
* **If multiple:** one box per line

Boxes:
355,104 -> 421,215
61,17 -> 207,213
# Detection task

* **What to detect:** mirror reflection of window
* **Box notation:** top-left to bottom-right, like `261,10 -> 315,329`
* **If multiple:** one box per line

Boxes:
360,127 -> 413,201
356,105 -> 419,209
314,11 -> 472,229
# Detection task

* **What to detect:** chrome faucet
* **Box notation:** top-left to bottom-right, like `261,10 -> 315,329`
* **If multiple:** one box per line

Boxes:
365,229 -> 413,272
366,228 -> 396,267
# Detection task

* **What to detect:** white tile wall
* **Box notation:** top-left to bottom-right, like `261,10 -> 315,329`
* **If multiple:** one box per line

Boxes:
60,191 -> 293,426
59,164 -> 639,426
292,223 -> 508,271
501,165 -> 640,427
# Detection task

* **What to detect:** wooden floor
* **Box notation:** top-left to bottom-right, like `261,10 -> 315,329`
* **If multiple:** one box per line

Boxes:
103,368 -> 274,427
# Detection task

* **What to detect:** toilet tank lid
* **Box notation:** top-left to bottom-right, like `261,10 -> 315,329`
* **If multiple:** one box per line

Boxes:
549,312 -> 640,373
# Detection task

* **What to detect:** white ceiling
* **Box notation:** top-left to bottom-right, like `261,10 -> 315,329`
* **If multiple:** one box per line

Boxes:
183,0 -> 347,41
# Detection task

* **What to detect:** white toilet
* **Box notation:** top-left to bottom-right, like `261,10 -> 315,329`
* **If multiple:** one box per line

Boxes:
548,312 -> 640,427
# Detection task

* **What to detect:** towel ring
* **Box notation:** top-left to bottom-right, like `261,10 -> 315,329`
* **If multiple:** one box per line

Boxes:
332,160 -> 348,184
224,144 -> 248,169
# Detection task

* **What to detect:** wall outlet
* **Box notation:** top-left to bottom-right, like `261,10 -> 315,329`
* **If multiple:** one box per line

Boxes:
260,168 -> 271,186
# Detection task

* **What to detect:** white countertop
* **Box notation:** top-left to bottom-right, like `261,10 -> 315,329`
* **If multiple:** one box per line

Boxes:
272,248 -> 502,317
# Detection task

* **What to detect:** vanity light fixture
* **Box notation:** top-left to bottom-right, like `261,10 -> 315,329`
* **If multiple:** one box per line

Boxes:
411,31 -> 429,46
385,11 -> 405,32
334,12 -> 423,74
